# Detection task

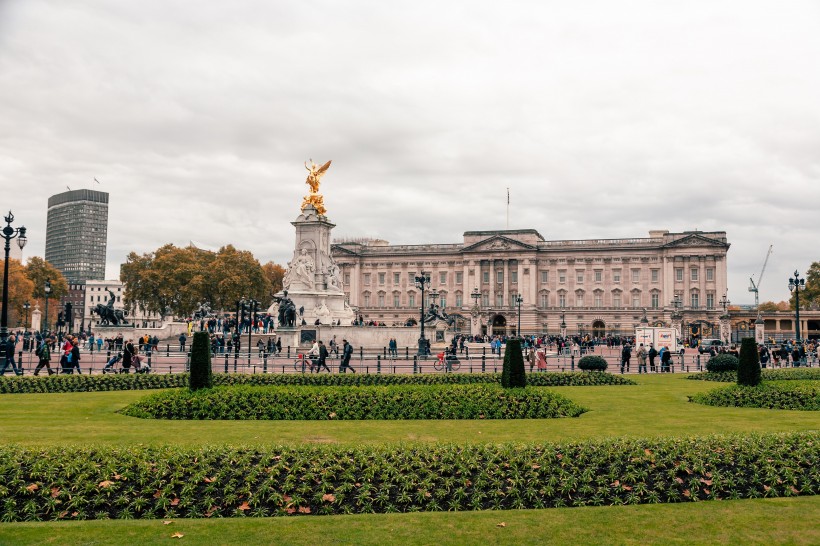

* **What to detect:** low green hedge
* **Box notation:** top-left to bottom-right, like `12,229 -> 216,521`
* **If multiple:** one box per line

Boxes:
690,382 -> 820,411
705,354 -> 739,373
687,368 -> 820,383
121,384 -> 588,420
578,356 -> 608,371
0,432 -> 816,521
0,371 -> 635,394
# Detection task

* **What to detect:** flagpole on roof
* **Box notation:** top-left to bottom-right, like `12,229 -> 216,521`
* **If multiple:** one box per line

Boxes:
506,187 -> 509,230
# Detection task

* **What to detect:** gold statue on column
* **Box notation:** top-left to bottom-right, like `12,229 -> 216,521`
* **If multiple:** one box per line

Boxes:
301,159 -> 332,215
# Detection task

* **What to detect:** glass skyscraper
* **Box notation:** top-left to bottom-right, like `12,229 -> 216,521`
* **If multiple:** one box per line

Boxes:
45,189 -> 109,284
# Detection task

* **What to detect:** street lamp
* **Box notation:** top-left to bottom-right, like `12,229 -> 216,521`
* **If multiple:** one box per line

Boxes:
560,311 -> 567,338
43,279 -> 51,334
414,272 -> 431,356
514,293 -> 523,337
719,293 -> 730,315
788,270 -> 806,343
1,211 -> 27,372
22,301 -> 30,332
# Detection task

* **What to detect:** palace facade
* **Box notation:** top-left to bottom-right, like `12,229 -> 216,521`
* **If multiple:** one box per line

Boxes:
331,229 -> 730,338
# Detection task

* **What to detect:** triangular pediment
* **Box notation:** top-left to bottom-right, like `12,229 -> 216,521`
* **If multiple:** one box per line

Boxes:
462,235 -> 537,253
330,244 -> 360,256
663,234 -> 729,249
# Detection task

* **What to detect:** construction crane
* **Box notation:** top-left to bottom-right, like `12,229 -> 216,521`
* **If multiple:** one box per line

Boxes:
748,244 -> 773,309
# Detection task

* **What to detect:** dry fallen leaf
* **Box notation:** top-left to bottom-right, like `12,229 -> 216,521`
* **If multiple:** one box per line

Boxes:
98,480 -> 114,488
26,484 -> 38,492
163,521 -> 173,525
298,506 -> 312,514
50,487 -> 60,498
238,502 -> 251,511
203,477 -> 215,484
496,522 -> 507,528
171,532 -> 184,539
170,498 -> 180,506
322,493 -> 336,502
113,474 -> 122,480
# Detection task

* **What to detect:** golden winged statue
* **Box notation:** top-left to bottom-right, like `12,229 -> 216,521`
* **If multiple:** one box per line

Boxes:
301,159 -> 332,215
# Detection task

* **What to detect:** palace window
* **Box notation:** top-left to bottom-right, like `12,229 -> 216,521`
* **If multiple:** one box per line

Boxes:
540,270 -> 549,283
691,292 -> 699,309
576,271 -> 584,283
691,268 -> 699,282
594,270 -> 602,282
393,272 -> 400,285
393,294 -> 400,308
576,293 -> 585,307
378,273 -> 385,286
408,293 -> 416,308
439,272 -> 447,285
706,292 -> 715,309
540,293 -> 548,307
675,268 -> 683,282
408,272 -> 415,283
455,272 -> 463,284
378,294 -> 385,308
483,271 -> 490,284
632,269 -> 640,283
482,293 -> 489,306
440,294 -> 447,308
364,293 -> 371,307
651,293 -> 659,309
613,294 -> 621,308
455,293 -> 462,307
511,271 -> 518,284
364,273 -> 371,286
496,270 -> 503,284
613,270 -> 621,283
594,293 -> 602,308
706,268 -> 715,281
344,273 -> 350,285
559,270 -> 566,283
632,294 -> 640,308
558,293 -> 567,307
651,269 -> 659,282
496,293 -> 504,307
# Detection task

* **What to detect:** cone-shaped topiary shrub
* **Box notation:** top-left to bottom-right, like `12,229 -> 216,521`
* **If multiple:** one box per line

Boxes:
501,338 -> 527,388
737,337 -> 762,386
189,331 -> 213,391
578,355 -> 608,371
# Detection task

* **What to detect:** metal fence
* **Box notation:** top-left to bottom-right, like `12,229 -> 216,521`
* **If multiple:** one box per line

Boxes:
3,343 -> 817,376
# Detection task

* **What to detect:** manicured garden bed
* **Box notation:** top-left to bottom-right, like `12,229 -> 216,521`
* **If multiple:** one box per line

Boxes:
0,371 -> 635,394
120,384 -> 587,420
0,431 -> 816,521
686,368 -> 820,383
690,381 -> 820,411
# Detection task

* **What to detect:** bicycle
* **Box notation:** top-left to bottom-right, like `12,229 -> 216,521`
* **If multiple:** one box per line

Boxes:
433,352 -> 461,372
293,353 -> 316,373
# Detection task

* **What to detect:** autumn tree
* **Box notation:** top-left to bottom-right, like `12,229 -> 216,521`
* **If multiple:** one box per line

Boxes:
0,259 -> 34,327
120,244 -> 272,318
24,257 -> 68,300
758,301 -> 790,312
262,261 -> 286,296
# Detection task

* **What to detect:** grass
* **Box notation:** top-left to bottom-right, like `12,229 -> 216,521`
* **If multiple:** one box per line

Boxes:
0,375 -> 817,447
1,497 -> 818,545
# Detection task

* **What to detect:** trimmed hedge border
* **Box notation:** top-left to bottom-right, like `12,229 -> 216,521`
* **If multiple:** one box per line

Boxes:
0,371 -> 636,394
690,382 -> 820,411
120,384 -> 587,420
0,432 -> 816,521
686,368 -> 820,383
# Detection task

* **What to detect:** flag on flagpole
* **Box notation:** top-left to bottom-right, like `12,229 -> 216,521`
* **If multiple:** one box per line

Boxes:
507,187 -> 509,204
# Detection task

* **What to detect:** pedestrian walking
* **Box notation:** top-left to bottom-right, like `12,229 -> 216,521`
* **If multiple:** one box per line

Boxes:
637,343 -> 647,374
339,339 -> 355,373
316,340 -> 331,372
33,336 -> 54,376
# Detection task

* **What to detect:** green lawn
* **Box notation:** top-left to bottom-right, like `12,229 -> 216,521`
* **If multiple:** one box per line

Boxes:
1,497 -> 818,545
0,375 -> 816,447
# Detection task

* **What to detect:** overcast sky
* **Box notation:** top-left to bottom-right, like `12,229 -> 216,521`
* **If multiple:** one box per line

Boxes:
1,1 -> 818,304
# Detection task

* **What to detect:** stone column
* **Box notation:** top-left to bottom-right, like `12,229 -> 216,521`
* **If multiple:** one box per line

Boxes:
488,260 -> 495,309
754,316 -> 765,344
719,313 -> 731,344
502,260 -> 510,308
31,306 -> 42,333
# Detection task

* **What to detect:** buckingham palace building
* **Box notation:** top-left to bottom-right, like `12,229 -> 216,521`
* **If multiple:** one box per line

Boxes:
331,228 -> 730,339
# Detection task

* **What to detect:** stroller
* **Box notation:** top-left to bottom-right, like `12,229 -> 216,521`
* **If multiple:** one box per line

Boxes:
133,354 -> 151,374
102,352 -> 123,374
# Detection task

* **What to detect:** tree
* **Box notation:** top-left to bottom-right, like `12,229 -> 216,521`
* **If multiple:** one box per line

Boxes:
0,258 -> 34,327
501,338 -> 527,388
24,257 -> 68,300
262,261 -> 286,297
757,301 -> 779,312
121,243 -> 272,318
189,331 -> 213,391
737,337 -> 761,387
790,261 -> 820,310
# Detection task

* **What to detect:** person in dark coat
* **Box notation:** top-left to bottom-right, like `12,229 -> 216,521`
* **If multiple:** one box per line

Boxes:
316,340 -> 331,372
339,339 -> 355,373
122,339 -> 135,373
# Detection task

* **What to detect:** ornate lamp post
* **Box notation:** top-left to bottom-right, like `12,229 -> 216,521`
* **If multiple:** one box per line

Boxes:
718,293 -> 731,344
1,211 -> 27,371
22,301 -> 30,332
514,293 -> 523,337
43,279 -> 51,334
670,293 -> 683,342
560,311 -> 567,338
414,272 -> 431,356
788,270 -> 806,342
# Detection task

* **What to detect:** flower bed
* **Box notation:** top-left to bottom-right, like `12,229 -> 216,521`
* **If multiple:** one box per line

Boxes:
690,382 -> 820,411
686,368 -> 820,383
120,384 -> 588,420
0,431 -> 816,521
0,371 -> 635,394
